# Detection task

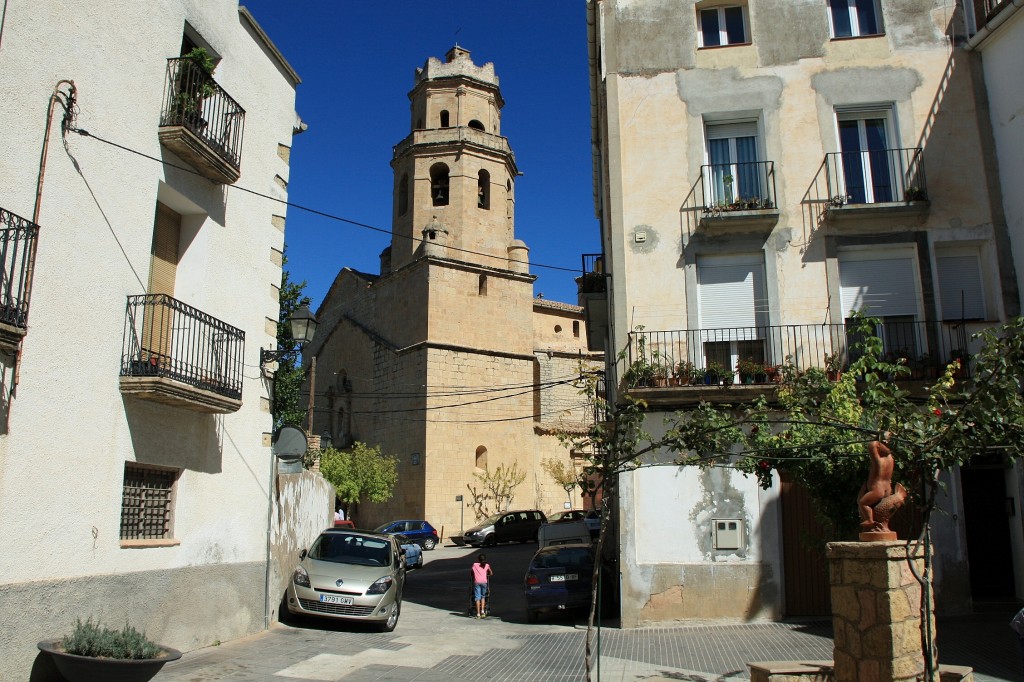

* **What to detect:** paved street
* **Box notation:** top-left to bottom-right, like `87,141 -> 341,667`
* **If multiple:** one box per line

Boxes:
158,543 -> 1023,681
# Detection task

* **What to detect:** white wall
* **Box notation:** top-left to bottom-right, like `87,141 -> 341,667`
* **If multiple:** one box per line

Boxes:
0,2 -> 310,678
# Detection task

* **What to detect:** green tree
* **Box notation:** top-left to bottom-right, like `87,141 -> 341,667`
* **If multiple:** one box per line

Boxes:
318,442 -> 399,521
466,462 -> 527,519
541,457 -> 581,510
271,247 -> 311,429
561,315 -> 1024,681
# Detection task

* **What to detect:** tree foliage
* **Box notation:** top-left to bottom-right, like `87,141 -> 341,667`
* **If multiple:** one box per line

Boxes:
541,457 -> 580,509
466,462 -> 527,519
318,442 -> 399,518
271,247 -> 311,429
559,316 -> 1024,681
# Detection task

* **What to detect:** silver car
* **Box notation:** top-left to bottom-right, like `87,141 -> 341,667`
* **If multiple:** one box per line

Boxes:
286,529 -> 406,631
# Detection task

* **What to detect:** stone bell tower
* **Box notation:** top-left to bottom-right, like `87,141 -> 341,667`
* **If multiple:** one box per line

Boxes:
389,46 -> 521,273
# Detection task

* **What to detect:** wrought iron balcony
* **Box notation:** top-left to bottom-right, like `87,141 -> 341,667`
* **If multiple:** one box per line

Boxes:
0,207 -> 39,351
803,148 -> 927,227
579,253 -> 608,352
158,57 -> 245,184
120,294 -> 245,413
625,320 -> 970,397
681,161 -> 779,237
974,0 -> 1012,25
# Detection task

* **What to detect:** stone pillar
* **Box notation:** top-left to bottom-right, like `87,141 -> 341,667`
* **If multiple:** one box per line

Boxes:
827,541 -> 936,682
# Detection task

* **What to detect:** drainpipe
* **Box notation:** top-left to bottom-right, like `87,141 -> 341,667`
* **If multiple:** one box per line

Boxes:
19,81 -> 76,387
965,0 -> 1023,50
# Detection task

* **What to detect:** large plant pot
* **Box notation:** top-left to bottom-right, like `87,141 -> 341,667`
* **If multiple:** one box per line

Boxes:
38,640 -> 182,682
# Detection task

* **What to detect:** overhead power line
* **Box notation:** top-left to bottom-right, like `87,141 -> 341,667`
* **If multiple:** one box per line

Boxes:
68,127 -> 583,274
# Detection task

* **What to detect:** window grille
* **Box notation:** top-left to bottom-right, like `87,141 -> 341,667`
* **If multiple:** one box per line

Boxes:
120,464 -> 177,540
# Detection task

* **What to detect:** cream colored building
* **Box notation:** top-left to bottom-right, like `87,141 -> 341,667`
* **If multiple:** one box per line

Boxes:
0,3 -> 332,679
305,47 -> 600,535
586,0 -> 1022,626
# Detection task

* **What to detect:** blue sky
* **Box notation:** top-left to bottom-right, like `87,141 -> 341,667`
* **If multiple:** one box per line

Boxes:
241,2 -> 599,310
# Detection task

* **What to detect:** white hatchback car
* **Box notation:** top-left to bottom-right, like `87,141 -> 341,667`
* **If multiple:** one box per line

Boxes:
286,529 -> 406,631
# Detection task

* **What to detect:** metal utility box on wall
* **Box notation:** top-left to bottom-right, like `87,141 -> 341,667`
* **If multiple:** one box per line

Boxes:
713,519 -> 743,550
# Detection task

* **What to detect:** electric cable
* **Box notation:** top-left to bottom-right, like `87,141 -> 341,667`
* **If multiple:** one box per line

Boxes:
68,127 -> 584,274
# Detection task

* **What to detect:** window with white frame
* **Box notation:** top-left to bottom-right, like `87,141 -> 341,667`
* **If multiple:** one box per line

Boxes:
839,249 -> 923,359
936,250 -> 986,321
120,463 -> 178,541
827,0 -> 883,38
836,107 -> 896,204
705,120 -> 764,206
697,4 -> 749,47
697,254 -> 768,375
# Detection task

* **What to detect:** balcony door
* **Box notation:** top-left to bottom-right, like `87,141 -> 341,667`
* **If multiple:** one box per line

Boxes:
837,108 -> 895,204
705,120 -> 762,206
839,249 -> 923,360
697,254 -> 768,373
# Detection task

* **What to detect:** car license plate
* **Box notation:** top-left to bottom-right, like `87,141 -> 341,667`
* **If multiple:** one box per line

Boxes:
550,574 -> 577,582
319,594 -> 354,605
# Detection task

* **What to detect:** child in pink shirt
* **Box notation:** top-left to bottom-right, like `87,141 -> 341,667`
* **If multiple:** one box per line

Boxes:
471,554 -> 493,618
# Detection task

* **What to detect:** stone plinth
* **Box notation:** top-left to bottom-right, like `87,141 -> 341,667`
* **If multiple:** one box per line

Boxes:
827,541 -> 936,682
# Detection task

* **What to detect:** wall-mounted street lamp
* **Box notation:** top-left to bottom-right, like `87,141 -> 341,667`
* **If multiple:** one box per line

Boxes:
260,305 -> 318,370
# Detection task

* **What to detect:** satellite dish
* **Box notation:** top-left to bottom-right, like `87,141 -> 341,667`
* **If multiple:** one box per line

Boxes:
273,425 -> 307,462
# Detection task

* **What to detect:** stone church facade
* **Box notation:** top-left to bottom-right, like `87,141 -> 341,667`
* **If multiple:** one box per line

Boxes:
304,47 -> 600,535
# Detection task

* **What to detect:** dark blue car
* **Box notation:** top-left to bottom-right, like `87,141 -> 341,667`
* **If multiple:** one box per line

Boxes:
523,543 -> 597,623
374,520 -> 440,550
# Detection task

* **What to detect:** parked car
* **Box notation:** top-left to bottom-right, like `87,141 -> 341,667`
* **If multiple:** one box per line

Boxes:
394,534 -> 422,569
374,519 -> 440,550
463,509 -> 547,547
286,528 -> 406,631
546,510 -> 586,524
523,543 -> 598,623
334,519 -> 355,529
537,520 -> 591,548
583,510 -> 601,540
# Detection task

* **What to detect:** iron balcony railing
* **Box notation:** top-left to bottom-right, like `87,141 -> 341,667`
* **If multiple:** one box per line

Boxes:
160,57 -> 246,170
626,320 -> 970,387
121,294 -> 245,399
0,207 -> 39,330
823,147 -> 926,207
974,0 -> 1011,24
699,160 -> 777,214
580,253 -> 607,294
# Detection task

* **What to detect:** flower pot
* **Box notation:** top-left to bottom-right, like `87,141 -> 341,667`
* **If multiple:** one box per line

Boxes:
38,640 -> 182,682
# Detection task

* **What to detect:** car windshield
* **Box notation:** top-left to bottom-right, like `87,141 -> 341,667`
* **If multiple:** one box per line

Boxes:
533,547 -> 594,571
480,514 -> 503,526
373,523 -> 393,533
311,534 -> 392,567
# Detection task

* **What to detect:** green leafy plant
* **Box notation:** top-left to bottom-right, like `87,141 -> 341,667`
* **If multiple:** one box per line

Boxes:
61,617 -> 160,660
319,442 -> 399,521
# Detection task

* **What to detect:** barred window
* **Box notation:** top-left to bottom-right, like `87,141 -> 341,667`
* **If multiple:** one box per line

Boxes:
120,463 -> 177,540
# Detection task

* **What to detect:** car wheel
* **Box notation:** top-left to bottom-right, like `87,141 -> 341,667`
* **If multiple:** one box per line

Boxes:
380,600 -> 401,632
422,537 -> 436,551
483,534 -> 496,547
526,609 -> 539,624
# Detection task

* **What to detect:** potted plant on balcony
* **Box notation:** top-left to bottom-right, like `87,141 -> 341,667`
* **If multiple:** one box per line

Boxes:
675,360 -> 697,386
904,186 -> 927,202
824,351 -> 843,381
703,360 -> 726,386
172,47 -> 216,128
38,617 -> 181,682
736,357 -> 767,384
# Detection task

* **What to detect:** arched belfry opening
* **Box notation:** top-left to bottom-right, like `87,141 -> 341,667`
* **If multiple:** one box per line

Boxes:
477,170 -> 490,210
398,173 -> 409,216
468,119 -> 485,131
440,110 -> 450,128
430,163 -> 449,206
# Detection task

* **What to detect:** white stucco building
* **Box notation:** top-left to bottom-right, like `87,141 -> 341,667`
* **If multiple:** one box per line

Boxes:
0,3 -> 331,678
586,0 -> 1023,626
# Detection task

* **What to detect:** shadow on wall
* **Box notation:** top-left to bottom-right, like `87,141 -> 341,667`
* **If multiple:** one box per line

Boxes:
123,396 -> 223,473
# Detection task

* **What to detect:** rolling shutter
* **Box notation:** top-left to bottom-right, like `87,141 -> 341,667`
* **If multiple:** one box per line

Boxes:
839,254 -> 918,318
698,255 -> 767,339
937,254 -> 985,321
